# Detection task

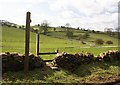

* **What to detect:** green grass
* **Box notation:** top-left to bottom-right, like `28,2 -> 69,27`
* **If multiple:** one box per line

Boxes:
1,26 -> 119,60
1,26 -> 120,83
2,61 -> 120,83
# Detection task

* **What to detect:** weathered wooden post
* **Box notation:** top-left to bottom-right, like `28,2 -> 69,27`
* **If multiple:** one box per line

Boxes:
36,24 -> 41,55
24,11 -> 31,73
56,49 -> 59,53
36,33 -> 40,55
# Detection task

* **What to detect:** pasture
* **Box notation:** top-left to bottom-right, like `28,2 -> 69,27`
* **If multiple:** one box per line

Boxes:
1,26 -> 120,84
1,26 -> 119,60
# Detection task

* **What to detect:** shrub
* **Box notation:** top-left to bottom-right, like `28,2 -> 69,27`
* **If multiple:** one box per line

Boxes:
19,26 -> 21,29
83,32 -> 90,38
78,33 -> 90,40
66,31 -> 73,38
92,30 -> 95,33
12,26 -> 17,28
95,39 -> 104,45
106,41 -> 113,44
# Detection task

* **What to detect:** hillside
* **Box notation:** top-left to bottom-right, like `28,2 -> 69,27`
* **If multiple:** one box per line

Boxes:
1,26 -> 119,59
1,26 -> 120,84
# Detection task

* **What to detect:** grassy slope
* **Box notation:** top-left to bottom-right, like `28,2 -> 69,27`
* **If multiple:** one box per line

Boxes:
1,26 -> 118,60
1,26 -> 120,83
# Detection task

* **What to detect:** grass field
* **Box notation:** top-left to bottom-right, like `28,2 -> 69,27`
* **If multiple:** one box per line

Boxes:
2,61 -> 120,83
1,26 -> 120,84
1,26 -> 119,59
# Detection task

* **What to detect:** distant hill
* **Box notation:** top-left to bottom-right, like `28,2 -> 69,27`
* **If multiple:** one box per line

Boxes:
1,25 -> 119,55
0,20 -> 17,28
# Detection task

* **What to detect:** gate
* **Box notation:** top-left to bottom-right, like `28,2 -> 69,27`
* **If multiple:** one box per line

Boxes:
36,33 -> 59,62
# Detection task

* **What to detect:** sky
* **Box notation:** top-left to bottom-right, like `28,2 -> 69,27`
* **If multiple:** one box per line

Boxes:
0,0 -> 119,31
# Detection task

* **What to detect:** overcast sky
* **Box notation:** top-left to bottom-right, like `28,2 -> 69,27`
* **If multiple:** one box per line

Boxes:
0,0 -> 119,31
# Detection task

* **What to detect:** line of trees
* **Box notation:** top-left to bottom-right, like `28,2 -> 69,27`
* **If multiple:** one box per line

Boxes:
104,27 -> 120,39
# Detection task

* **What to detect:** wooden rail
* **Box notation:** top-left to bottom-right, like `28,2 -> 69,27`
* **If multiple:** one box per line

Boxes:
43,60 -> 53,62
38,50 -> 59,55
38,52 -> 57,55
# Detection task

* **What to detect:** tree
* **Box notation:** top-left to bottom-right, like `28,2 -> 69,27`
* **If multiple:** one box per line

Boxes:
37,24 -> 43,33
95,39 -> 104,45
92,30 -> 95,33
41,20 -> 49,35
106,41 -> 113,44
65,23 -> 70,28
104,28 -> 113,36
78,34 -> 83,40
22,25 -> 25,29
78,32 -> 90,40
115,28 -> 119,32
77,27 -> 79,30
82,32 -> 90,39
65,23 -> 70,32
66,31 -> 73,38
54,28 -> 56,32
19,26 -> 21,29
64,23 -> 73,38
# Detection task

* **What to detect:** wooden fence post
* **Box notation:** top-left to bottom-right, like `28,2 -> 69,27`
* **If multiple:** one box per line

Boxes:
56,49 -> 59,53
36,33 -> 40,55
24,11 -> 31,73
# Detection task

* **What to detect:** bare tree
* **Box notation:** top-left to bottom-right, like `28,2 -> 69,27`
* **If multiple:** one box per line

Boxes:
65,23 -> 70,28
104,27 -> 113,36
115,28 -> 119,32
41,20 -> 49,34
64,23 -> 74,38
65,23 -> 70,32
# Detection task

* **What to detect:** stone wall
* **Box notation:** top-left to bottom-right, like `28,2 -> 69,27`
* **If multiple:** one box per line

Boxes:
1,52 -> 46,73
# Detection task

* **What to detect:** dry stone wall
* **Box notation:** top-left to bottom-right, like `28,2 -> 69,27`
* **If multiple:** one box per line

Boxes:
1,52 -> 46,73
52,50 -> 120,71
